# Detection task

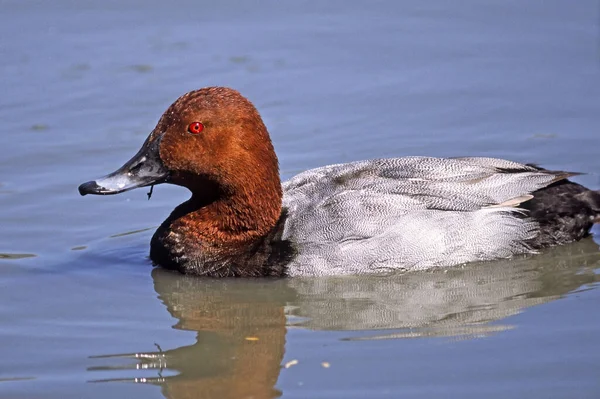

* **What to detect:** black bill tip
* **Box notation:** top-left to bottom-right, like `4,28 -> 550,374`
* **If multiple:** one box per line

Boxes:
78,134 -> 168,197
79,181 -> 103,196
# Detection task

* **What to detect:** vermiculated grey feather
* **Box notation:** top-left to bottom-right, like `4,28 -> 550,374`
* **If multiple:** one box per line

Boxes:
281,157 -> 560,276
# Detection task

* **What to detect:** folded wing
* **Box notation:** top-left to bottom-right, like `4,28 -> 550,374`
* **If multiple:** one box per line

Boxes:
281,157 -> 570,276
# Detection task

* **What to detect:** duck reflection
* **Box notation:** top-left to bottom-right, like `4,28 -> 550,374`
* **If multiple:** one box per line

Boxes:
88,238 -> 600,398
288,240 -> 600,339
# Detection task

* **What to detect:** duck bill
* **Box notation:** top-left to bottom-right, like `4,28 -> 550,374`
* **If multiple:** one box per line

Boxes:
78,135 -> 169,196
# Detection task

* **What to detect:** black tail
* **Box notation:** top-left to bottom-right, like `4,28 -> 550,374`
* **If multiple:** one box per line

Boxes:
576,189 -> 600,222
522,180 -> 600,249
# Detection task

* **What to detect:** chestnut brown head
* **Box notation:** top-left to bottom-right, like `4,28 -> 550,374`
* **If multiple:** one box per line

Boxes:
79,87 -> 281,207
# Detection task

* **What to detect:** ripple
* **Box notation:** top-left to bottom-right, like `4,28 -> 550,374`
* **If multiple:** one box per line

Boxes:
0,253 -> 37,259
129,64 -> 153,73
0,376 -> 36,382
30,123 -> 49,131
109,227 -> 154,238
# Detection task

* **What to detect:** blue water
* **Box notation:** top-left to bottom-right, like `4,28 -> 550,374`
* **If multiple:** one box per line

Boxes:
1,1 -> 599,398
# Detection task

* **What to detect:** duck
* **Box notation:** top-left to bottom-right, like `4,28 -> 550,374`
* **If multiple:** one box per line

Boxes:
79,87 -> 600,277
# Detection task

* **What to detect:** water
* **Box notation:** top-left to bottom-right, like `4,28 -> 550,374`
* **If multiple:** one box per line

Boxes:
1,0 -> 600,398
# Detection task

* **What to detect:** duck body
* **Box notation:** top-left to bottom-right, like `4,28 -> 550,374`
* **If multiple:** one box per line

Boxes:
79,87 -> 600,277
279,157 -> 598,276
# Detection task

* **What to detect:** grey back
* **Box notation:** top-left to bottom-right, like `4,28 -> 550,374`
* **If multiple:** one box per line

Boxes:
281,157 -> 561,276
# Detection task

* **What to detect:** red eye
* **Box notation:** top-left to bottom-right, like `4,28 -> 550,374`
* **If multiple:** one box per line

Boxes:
188,122 -> 204,134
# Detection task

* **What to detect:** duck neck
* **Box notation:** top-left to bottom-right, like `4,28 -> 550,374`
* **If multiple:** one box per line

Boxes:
151,172 -> 285,276
190,179 -> 283,244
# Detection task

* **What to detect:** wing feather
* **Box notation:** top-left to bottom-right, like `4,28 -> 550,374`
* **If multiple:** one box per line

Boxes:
281,157 -> 571,275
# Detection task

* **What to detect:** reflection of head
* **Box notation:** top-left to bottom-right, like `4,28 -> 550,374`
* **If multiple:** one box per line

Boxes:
152,269 -> 293,399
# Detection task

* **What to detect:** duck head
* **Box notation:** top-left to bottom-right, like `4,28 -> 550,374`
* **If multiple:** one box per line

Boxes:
79,88 -> 284,273
79,87 -> 281,202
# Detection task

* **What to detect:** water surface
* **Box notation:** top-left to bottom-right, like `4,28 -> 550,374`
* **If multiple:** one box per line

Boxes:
1,1 -> 600,398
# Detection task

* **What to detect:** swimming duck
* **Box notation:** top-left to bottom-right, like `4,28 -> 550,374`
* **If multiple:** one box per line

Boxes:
79,87 -> 600,277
